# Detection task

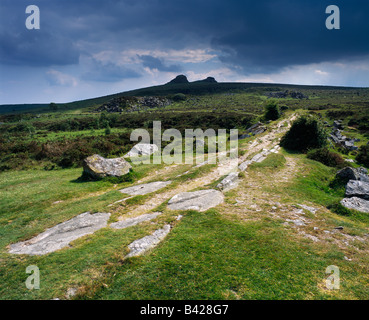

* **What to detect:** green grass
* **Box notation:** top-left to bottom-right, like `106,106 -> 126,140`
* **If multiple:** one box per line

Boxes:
34,128 -> 129,143
1,83 -> 369,300
82,209 -> 366,300
249,153 -> 287,170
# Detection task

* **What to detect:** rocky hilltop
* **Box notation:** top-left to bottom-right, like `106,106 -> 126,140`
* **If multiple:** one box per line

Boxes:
96,96 -> 171,113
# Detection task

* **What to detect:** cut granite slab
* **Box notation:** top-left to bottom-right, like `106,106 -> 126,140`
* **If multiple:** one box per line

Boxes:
110,212 -> 162,229
168,189 -> 224,212
217,172 -> 239,192
341,197 -> 369,213
119,181 -> 172,196
125,225 -> 171,258
9,212 -> 110,256
239,160 -> 252,172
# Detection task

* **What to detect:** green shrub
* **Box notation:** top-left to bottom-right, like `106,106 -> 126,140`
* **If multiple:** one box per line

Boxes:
105,124 -> 111,135
264,101 -> 280,121
356,144 -> 369,168
280,115 -> 328,152
307,148 -> 346,168
327,202 -> 352,216
172,93 -> 187,102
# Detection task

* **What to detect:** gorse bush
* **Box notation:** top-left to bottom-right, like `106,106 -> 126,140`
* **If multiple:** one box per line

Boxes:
264,101 -> 280,121
280,115 -> 328,152
307,148 -> 346,169
172,93 -> 187,102
356,144 -> 369,168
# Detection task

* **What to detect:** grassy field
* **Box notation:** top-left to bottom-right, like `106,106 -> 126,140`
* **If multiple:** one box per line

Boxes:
1,150 -> 368,300
0,83 -> 369,300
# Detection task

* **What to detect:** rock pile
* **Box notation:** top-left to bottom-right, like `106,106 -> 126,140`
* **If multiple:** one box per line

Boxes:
246,122 -> 267,136
338,167 -> 369,213
268,90 -> 308,99
328,120 -> 359,151
96,96 -> 171,113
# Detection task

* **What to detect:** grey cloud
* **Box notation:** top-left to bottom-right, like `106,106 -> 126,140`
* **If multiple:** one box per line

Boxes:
1,0 -> 368,75
138,55 -> 182,72
81,59 -> 141,82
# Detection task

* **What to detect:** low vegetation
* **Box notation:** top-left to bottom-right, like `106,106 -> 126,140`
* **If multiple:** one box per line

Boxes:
280,115 -> 328,152
0,81 -> 369,300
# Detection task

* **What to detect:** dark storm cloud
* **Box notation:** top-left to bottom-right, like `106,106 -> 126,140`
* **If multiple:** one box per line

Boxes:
1,0 -> 368,73
138,55 -> 182,72
81,58 -> 141,82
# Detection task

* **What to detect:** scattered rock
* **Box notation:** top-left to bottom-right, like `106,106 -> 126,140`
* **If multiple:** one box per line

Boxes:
168,189 -> 224,212
66,288 -> 78,299
268,90 -> 308,99
124,143 -> 158,158
345,180 -> 369,200
9,212 -> 111,255
333,120 -> 344,130
119,181 -> 172,196
96,96 -> 171,113
286,219 -> 306,226
110,212 -> 162,229
83,154 -> 132,179
125,225 -> 171,258
341,197 -> 369,213
246,122 -> 267,136
297,204 -> 318,215
329,127 -> 358,151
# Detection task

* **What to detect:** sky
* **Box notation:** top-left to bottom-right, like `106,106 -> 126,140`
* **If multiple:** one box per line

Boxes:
0,0 -> 368,104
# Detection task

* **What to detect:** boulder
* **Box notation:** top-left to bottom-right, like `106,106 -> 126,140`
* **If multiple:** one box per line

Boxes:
9,212 -> 111,255
340,197 -> 369,213
333,120 -> 344,130
336,167 -> 369,183
168,189 -> 224,212
345,180 -> 369,200
83,154 -> 132,179
125,143 -> 158,158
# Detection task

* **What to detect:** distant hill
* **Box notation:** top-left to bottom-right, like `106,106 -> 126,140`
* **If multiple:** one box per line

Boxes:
0,104 -> 49,114
1,75 -> 367,114
193,77 -> 217,84
166,75 -> 189,84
